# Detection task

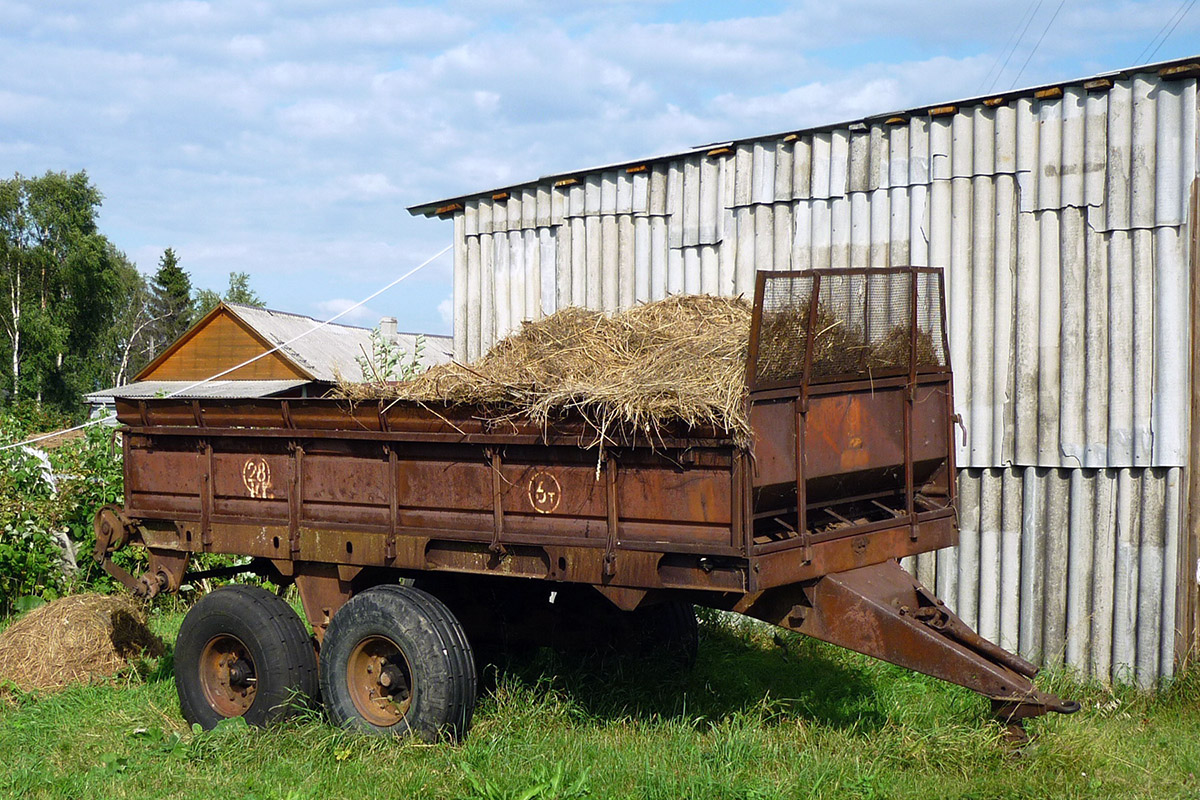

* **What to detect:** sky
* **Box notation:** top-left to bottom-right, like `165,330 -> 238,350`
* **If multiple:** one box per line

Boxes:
1,1 -> 1197,336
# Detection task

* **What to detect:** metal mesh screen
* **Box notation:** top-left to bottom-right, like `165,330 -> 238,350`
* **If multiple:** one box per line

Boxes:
751,268 -> 947,387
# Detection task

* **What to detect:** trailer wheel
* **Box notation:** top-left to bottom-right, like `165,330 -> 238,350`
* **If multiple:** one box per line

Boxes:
175,585 -> 318,729
621,601 -> 699,668
319,584 -> 476,741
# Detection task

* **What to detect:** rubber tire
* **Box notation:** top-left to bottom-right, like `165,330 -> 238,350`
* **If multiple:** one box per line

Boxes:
620,601 -> 699,669
319,584 -> 476,741
175,584 -> 318,729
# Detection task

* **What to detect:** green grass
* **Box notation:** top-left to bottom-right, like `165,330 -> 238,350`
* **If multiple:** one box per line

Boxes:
3,606 -> 1200,800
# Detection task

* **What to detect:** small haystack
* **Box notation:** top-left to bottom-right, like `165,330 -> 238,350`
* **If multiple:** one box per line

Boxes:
339,294 -> 939,448
343,295 -> 755,447
0,594 -> 164,694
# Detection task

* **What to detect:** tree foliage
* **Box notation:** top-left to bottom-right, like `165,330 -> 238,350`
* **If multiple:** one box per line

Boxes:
151,247 -> 192,352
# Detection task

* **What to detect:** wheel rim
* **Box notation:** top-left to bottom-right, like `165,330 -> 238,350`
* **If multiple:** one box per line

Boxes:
198,634 -> 258,718
346,635 -> 413,727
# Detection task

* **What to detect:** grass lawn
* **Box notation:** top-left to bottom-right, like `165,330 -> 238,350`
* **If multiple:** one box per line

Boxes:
2,604 -> 1200,800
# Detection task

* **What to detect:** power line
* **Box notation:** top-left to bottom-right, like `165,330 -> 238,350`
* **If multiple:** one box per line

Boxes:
0,243 -> 452,452
984,0 -> 1042,93
1009,0 -> 1067,91
1145,0 -> 1197,63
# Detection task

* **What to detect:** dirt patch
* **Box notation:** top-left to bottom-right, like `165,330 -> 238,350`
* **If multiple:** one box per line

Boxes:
0,594 -> 165,694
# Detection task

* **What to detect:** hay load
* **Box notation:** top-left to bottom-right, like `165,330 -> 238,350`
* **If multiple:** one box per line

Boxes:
339,294 -> 938,448
0,594 -> 164,694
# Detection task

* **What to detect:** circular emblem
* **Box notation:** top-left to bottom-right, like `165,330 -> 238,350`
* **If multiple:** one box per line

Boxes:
527,471 -> 562,514
242,457 -> 272,499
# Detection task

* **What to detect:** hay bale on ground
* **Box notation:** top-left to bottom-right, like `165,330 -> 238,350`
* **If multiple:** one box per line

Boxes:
0,594 -> 164,694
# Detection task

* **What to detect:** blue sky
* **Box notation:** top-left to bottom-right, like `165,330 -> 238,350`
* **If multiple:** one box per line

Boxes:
2,1 -> 1197,335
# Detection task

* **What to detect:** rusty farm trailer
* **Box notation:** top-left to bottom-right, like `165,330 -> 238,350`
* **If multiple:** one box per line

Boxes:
95,266 -> 1077,741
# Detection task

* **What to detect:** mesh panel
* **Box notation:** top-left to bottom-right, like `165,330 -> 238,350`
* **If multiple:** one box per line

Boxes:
752,268 -> 947,387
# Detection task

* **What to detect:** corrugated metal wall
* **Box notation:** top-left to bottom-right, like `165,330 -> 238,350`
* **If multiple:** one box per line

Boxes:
445,68 -> 1197,685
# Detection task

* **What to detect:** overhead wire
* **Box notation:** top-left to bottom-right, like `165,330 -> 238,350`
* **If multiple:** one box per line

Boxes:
983,0 -> 1042,93
1143,0 -> 1197,63
0,243 -> 452,452
1009,0 -> 1067,90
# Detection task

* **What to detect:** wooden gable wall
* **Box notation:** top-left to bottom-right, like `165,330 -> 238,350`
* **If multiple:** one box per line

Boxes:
137,307 -> 308,382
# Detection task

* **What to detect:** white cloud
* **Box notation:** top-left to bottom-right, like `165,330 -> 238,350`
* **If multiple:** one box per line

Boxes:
437,296 -> 453,329
2,0 -> 1194,339
314,298 -> 380,326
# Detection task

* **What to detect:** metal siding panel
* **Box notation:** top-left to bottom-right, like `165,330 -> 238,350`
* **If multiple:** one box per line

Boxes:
650,216 -> 668,299
1037,211 -> 1062,466
792,199 -> 812,270
1065,469 -> 1093,667
848,131 -> 870,193
753,142 -> 775,205
850,191 -> 870,267
1084,91 -> 1109,207
585,216 -> 601,309
775,139 -> 793,200
792,137 -> 812,200
1131,76 -> 1157,229
668,161 -> 684,248
452,214 -> 468,362
634,216 -> 651,303
508,227 -> 524,328
683,159 -> 701,247
1037,97 -> 1063,211
700,156 -> 720,245
466,232 -> 482,361
618,214 -> 635,309
958,470 -> 981,630
830,131 -> 849,197
992,173 -> 1016,463
539,228 -> 556,316
1058,206 -> 1087,467
616,171 -> 633,215
977,469 -> 1001,644
601,214 -> 619,311
773,203 -> 792,272
1112,467 -> 1140,681
734,144 -> 753,206
492,231 -> 510,340
1090,469 -> 1117,682
1084,223 -> 1110,467
754,205 -> 774,273
683,246 -> 701,294
869,188 -> 890,266
811,133 -> 832,199
701,243 -> 719,294
601,170 -> 618,215
1136,470 -> 1165,686
830,196 -> 850,269
1106,81 -> 1133,231
1107,229 -> 1134,464
1154,225 -> 1188,465
999,468 -> 1022,653
1061,88 -> 1086,209
1131,228 -> 1154,464
668,239 -> 684,294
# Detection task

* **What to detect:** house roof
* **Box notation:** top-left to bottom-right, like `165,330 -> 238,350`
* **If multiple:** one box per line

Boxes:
85,379 -> 310,402
133,302 -> 453,384
220,304 -> 453,382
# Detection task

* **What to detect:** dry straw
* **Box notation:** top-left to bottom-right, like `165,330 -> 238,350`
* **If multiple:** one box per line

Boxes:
0,594 -> 164,694
339,294 -> 937,449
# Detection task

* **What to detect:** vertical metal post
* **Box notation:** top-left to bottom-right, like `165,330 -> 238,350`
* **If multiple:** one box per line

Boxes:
289,443 -> 304,557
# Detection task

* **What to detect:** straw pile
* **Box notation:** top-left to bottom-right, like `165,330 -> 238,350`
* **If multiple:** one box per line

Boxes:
339,294 -> 940,448
0,594 -> 164,694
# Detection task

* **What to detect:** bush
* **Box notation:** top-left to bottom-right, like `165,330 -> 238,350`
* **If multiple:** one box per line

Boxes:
0,414 -> 136,614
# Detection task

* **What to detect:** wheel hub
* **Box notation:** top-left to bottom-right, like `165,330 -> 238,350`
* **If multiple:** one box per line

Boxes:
347,636 -> 412,727
198,635 -> 258,717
